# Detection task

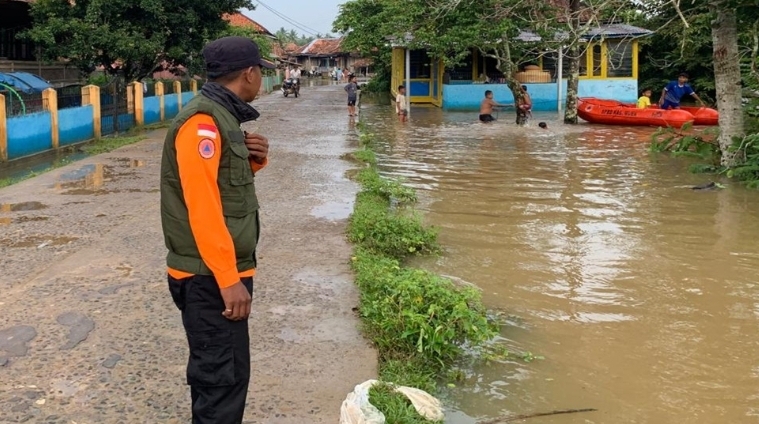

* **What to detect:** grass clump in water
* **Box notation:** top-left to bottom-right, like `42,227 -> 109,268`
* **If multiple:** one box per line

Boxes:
0,157 -> 73,188
82,135 -> 146,155
347,129 -> 497,423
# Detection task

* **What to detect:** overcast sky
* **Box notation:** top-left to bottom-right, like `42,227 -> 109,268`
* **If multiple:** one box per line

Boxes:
244,0 -> 346,37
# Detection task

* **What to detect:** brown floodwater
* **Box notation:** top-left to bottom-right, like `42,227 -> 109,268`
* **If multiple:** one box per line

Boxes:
359,103 -> 759,423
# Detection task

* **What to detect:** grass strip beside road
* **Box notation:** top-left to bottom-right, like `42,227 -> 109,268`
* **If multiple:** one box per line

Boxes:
345,123 -> 498,423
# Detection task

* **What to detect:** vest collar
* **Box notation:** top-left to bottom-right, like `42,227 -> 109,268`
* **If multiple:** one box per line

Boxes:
200,82 -> 260,124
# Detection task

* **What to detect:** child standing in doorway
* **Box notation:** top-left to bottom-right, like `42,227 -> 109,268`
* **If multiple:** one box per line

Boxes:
395,85 -> 408,122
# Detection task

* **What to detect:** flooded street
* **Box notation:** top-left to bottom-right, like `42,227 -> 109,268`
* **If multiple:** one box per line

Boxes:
360,103 -> 759,423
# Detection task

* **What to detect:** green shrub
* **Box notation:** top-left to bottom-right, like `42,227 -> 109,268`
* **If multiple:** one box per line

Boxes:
346,125 -> 497,423
353,148 -> 377,165
349,192 -> 434,257
356,167 -> 417,204
352,249 -> 495,367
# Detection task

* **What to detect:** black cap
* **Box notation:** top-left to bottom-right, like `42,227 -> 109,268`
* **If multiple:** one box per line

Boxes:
202,36 -> 275,78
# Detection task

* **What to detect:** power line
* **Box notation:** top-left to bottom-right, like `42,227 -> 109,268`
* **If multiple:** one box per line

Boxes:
255,0 -> 320,36
254,0 -> 324,37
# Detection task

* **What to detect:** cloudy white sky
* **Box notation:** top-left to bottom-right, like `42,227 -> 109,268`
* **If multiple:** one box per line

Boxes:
243,0 -> 346,37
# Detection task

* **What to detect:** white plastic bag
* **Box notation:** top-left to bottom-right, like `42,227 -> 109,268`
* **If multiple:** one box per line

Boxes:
339,379 -> 444,424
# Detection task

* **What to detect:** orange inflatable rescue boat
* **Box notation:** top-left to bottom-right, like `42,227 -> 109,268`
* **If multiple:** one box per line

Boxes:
678,106 -> 719,126
577,98 -> 719,128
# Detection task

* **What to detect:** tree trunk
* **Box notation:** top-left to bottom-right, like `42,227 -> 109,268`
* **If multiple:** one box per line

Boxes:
564,45 -> 580,124
495,43 -> 527,125
564,0 -> 581,124
710,2 -> 744,166
505,77 -> 528,125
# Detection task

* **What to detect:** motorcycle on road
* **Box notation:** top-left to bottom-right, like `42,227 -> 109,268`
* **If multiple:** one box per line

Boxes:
282,78 -> 300,98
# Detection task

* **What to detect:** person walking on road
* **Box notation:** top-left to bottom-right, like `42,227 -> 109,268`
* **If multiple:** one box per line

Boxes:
345,75 -> 359,117
160,36 -> 274,424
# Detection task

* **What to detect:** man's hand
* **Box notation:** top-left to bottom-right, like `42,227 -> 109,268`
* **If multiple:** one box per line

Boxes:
244,132 -> 269,164
220,281 -> 252,321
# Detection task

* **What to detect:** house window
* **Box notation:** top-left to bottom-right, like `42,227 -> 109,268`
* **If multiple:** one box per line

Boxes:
410,49 -> 431,78
449,51 -> 473,81
591,44 -> 603,77
541,48 -> 588,78
606,40 -> 633,78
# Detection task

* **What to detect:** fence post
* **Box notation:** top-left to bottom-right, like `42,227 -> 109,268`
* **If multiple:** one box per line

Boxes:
133,82 -> 144,126
81,85 -> 101,139
191,79 -> 198,95
0,93 -> 7,161
174,80 -> 182,111
127,82 -> 135,114
42,87 -> 59,150
156,82 -> 165,122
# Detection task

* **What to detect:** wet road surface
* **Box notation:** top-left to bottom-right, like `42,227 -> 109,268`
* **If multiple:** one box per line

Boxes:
0,82 -> 375,423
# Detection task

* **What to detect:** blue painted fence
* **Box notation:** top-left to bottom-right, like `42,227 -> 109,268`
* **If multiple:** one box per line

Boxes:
144,96 -> 161,125
4,76 -> 285,161
59,105 -> 95,146
7,112 -> 53,160
441,79 -> 639,111
164,96 -> 179,120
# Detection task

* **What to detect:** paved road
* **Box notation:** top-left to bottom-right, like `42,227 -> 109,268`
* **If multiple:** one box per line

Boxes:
0,81 -> 376,423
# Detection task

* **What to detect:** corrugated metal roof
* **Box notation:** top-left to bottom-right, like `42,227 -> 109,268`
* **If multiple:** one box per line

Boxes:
583,23 -> 653,38
515,24 -> 651,43
298,38 -> 344,56
400,23 -> 651,47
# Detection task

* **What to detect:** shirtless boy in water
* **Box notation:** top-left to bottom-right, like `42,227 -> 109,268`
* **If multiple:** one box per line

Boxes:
479,90 -> 507,122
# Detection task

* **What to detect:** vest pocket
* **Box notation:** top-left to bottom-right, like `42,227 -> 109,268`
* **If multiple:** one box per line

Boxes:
222,132 -> 259,218
229,140 -> 255,186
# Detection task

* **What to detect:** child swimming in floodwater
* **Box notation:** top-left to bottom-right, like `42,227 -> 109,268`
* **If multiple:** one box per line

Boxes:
479,90 -> 507,123
538,122 -> 547,129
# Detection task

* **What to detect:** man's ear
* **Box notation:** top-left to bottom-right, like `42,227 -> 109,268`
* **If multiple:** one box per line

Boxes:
245,67 -> 256,83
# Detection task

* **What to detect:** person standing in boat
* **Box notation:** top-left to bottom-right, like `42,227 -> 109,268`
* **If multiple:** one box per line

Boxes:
658,73 -> 705,110
637,88 -> 652,108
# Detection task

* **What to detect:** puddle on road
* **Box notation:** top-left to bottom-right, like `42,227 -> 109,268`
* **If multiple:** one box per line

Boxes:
15,216 -> 49,223
0,201 -> 48,212
310,200 -> 354,221
54,163 -> 106,193
115,158 -> 145,168
0,235 -> 78,248
0,216 -> 50,226
48,162 -> 152,195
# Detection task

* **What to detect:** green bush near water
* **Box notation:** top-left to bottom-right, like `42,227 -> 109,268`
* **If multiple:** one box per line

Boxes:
650,124 -> 759,188
347,131 -> 497,422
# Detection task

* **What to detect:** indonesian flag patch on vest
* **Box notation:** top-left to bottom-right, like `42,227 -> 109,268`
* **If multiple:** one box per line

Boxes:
197,123 -> 218,140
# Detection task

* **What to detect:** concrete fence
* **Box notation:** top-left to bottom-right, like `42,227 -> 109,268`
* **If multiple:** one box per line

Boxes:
0,75 -> 283,162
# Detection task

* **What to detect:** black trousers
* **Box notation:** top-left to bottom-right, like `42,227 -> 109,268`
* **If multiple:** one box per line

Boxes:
168,275 -> 253,424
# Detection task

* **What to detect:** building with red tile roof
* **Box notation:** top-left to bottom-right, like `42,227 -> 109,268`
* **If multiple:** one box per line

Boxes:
289,37 -> 372,76
223,12 -> 275,38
